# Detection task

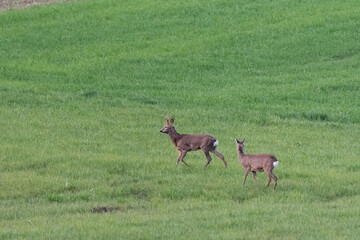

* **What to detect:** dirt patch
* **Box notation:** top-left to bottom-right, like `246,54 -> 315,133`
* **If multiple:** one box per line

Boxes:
91,206 -> 130,214
0,0 -> 68,11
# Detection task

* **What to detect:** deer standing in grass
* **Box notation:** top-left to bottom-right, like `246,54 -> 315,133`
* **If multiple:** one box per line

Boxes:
160,117 -> 227,168
236,138 -> 279,190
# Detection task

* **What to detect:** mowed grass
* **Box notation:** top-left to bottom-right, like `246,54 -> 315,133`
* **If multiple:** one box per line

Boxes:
1,0 -> 360,239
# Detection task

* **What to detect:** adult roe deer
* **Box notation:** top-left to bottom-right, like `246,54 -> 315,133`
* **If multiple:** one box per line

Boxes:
236,138 -> 279,190
160,117 -> 227,168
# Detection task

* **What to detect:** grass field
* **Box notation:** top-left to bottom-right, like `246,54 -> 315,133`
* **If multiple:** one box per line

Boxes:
1,0 -> 360,239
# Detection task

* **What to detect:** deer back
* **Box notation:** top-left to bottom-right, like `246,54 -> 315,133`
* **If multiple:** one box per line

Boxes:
240,154 -> 277,171
176,134 -> 216,151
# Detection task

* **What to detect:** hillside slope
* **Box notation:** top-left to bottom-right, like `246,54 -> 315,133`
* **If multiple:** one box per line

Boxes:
1,0 -> 359,239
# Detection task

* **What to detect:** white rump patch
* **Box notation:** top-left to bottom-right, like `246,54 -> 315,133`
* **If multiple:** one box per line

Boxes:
273,161 -> 279,167
213,140 -> 219,147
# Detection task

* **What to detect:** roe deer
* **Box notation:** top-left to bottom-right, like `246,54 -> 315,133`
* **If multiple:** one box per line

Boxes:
235,138 -> 279,190
160,117 -> 227,168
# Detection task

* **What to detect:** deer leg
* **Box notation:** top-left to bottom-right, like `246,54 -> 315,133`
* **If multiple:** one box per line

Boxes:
252,171 -> 257,184
182,160 -> 190,167
243,168 -> 250,185
177,150 -> 189,167
210,150 -> 227,168
181,152 -> 190,167
266,175 -> 272,187
176,151 -> 182,165
203,150 -> 212,168
272,173 -> 278,190
265,171 -> 278,190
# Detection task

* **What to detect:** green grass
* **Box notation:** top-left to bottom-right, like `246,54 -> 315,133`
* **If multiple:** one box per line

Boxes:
1,0 -> 360,239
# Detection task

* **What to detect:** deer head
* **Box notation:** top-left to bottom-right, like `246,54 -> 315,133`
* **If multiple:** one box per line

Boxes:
236,138 -> 245,152
160,116 -> 175,134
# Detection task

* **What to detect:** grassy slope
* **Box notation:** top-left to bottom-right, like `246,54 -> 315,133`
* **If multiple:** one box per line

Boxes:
1,0 -> 360,239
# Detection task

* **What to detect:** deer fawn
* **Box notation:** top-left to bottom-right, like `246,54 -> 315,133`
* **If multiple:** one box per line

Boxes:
236,138 -> 279,190
160,117 -> 227,168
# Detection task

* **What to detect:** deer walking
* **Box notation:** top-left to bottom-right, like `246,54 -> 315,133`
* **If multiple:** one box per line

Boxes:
236,138 -> 279,190
160,117 -> 227,168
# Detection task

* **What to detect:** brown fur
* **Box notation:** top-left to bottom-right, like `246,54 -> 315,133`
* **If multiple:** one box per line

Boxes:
160,117 -> 227,168
236,138 -> 278,190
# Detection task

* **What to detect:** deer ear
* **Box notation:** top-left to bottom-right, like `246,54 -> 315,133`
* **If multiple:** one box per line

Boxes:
242,138 -> 245,143
169,117 -> 174,125
235,138 -> 240,143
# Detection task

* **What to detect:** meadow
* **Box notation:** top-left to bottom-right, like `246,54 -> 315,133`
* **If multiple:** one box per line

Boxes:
1,0 -> 360,239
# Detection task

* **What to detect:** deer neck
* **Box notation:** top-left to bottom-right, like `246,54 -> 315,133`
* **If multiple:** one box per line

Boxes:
168,127 -> 181,146
237,147 -> 245,159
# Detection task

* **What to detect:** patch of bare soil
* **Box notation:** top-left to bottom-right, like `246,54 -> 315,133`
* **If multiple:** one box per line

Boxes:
0,0 -> 67,11
91,206 -> 131,214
